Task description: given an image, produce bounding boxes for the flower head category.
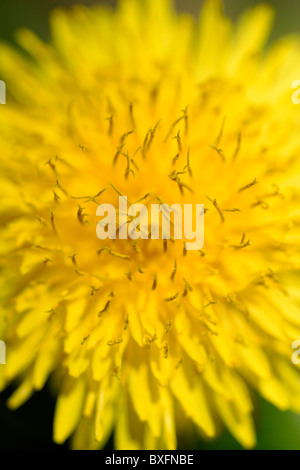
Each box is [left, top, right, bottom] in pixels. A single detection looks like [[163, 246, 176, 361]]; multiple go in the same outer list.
[[0, 0, 300, 449]]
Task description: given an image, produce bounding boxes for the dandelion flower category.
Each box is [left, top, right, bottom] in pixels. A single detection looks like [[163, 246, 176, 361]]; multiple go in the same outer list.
[[0, 0, 300, 450]]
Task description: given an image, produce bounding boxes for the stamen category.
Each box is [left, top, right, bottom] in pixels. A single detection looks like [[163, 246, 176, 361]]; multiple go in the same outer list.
[[164, 115, 184, 142], [46, 308, 57, 321], [113, 129, 134, 163], [81, 335, 90, 345], [203, 301, 217, 308], [172, 153, 180, 165], [182, 106, 189, 135], [106, 96, 115, 115], [182, 278, 193, 297], [75, 269, 84, 276], [45, 158, 57, 175], [251, 197, 269, 210], [232, 132, 241, 160], [55, 178, 68, 196], [164, 292, 179, 302], [90, 286, 99, 296], [131, 158, 139, 172], [263, 184, 284, 200], [131, 241, 141, 253], [142, 121, 160, 158], [97, 247, 130, 260], [133, 147, 142, 158], [175, 358, 183, 369], [79, 145, 87, 153], [120, 129, 134, 145], [77, 205, 88, 224], [129, 101, 136, 128], [206, 197, 225, 223], [165, 319, 173, 334], [69, 254, 77, 266], [174, 130, 182, 154], [124, 315, 129, 330], [110, 183, 132, 205], [105, 114, 114, 136], [83, 187, 107, 204], [215, 117, 226, 147], [209, 145, 225, 162], [169, 170, 193, 194], [134, 193, 151, 204], [147, 120, 160, 150], [183, 147, 192, 176], [113, 144, 125, 165], [50, 211, 57, 233], [199, 312, 218, 327], [202, 324, 219, 336], [145, 334, 157, 349], [238, 178, 258, 193], [107, 339, 123, 346], [122, 151, 135, 179], [170, 259, 177, 281], [37, 215, 46, 226], [152, 273, 157, 290], [70, 187, 107, 203], [53, 190, 61, 203], [231, 239, 251, 249]]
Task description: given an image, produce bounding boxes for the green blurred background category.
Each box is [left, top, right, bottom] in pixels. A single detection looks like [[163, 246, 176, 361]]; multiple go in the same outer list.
[[0, 0, 300, 450], [1, 0, 300, 45]]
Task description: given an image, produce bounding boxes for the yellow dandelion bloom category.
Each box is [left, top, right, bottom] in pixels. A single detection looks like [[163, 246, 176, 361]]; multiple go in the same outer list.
[[0, 0, 300, 450]]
